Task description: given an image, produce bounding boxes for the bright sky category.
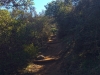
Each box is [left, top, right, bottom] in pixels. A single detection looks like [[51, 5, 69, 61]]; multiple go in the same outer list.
[[34, 0, 56, 14]]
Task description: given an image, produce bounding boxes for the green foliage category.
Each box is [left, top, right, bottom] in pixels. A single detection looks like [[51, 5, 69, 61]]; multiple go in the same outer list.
[[2, 0, 100, 74], [45, 0, 100, 74], [0, 8, 55, 74], [45, 1, 72, 16], [51, 27, 58, 35], [45, 1, 73, 38], [0, 10, 13, 45], [24, 43, 38, 57], [0, 0, 34, 10]]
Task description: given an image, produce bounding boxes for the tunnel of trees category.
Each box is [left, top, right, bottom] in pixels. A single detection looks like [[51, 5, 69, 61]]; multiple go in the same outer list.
[[0, 0, 100, 75]]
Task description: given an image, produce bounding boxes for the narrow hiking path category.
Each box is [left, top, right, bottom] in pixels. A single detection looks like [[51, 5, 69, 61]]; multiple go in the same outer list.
[[19, 35, 66, 75]]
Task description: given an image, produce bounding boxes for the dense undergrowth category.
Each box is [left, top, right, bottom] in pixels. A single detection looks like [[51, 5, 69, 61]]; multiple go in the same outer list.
[[0, 9, 56, 75], [0, 0, 100, 75], [45, 0, 100, 74], [60, 37, 100, 75]]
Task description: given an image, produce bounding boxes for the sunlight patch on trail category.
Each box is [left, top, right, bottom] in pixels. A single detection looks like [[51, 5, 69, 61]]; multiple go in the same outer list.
[[21, 63, 44, 73]]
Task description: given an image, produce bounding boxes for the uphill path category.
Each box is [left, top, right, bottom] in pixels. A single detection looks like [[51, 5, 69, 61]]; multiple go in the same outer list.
[[20, 35, 66, 75]]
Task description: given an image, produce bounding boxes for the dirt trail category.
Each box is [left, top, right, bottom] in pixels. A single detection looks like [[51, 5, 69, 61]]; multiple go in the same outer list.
[[20, 35, 64, 75]]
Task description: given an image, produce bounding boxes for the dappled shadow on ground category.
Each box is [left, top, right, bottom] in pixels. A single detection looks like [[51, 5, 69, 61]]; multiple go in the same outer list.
[[18, 35, 100, 75], [2, 34, 99, 75], [20, 59, 63, 75], [18, 35, 65, 75], [19, 63, 44, 75]]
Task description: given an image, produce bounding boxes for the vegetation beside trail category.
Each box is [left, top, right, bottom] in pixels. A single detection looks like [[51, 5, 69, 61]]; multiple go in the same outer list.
[[0, 5, 56, 75], [0, 0, 100, 75]]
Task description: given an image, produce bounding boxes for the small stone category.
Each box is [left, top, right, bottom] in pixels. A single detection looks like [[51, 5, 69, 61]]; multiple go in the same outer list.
[[36, 55, 45, 60]]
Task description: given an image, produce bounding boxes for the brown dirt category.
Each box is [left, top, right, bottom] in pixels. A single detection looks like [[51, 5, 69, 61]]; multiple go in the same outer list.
[[20, 35, 65, 75]]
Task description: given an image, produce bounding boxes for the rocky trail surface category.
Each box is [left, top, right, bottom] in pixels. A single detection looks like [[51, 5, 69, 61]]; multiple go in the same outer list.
[[19, 35, 66, 75]]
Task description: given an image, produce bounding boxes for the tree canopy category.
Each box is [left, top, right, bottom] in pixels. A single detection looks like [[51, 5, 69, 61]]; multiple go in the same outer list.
[[0, 0, 34, 12], [1, 0, 100, 75]]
